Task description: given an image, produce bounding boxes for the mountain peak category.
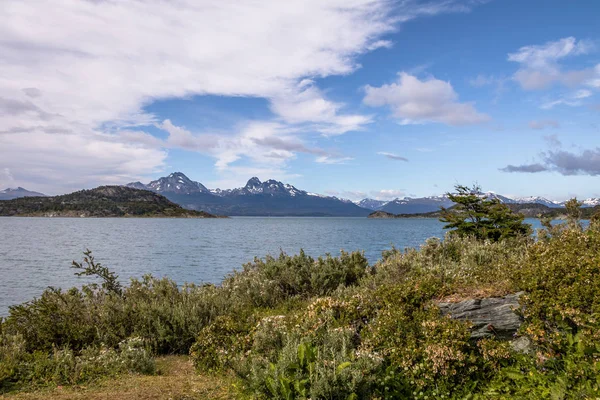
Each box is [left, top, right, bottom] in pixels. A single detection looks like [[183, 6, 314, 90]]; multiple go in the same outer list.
[[245, 177, 262, 188], [0, 187, 46, 200], [127, 172, 209, 194]]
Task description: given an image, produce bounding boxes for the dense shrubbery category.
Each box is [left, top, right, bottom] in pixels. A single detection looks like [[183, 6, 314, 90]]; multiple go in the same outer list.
[[2, 205, 600, 397], [0, 335, 154, 391], [0, 249, 369, 393]]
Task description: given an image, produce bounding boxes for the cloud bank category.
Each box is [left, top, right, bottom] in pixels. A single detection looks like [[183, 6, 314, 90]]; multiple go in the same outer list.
[[363, 73, 489, 126], [0, 0, 485, 192], [508, 37, 598, 90]]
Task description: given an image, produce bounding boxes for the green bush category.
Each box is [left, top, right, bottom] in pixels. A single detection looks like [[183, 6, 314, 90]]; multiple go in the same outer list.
[[222, 250, 369, 309], [7, 224, 600, 398], [189, 315, 251, 373], [515, 228, 600, 349], [482, 333, 600, 399], [370, 234, 528, 298], [245, 334, 382, 399], [0, 336, 154, 393]]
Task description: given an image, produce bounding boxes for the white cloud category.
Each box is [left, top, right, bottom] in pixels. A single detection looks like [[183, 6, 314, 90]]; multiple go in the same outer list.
[[0, 128, 167, 194], [363, 72, 489, 126], [508, 37, 597, 90], [370, 189, 406, 200], [573, 89, 593, 99], [0, 0, 485, 191], [269, 81, 372, 136], [540, 89, 595, 109], [315, 155, 354, 165]]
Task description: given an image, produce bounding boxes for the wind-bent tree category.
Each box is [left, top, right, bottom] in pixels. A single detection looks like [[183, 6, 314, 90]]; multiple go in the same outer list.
[[439, 184, 532, 241], [564, 198, 583, 230]]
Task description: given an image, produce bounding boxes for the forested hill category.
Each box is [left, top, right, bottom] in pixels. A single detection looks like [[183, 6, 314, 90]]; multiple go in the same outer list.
[[0, 186, 221, 218]]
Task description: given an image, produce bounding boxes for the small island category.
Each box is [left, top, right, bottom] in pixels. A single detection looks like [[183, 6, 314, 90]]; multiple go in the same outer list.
[[0, 186, 224, 218]]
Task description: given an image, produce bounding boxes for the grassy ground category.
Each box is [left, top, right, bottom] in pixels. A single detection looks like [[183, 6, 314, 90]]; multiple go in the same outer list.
[[0, 356, 236, 400]]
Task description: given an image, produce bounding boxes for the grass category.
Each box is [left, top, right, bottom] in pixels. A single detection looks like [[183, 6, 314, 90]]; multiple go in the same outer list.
[[0, 356, 236, 400]]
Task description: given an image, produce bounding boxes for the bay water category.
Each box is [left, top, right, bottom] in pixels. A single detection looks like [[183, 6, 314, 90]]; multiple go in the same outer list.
[[0, 217, 547, 315]]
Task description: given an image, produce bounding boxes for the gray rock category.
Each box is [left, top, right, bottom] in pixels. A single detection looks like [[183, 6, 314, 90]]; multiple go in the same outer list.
[[437, 292, 524, 340], [510, 336, 533, 354]]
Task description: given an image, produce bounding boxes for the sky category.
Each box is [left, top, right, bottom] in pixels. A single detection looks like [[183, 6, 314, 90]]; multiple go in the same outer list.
[[1, 0, 599, 201]]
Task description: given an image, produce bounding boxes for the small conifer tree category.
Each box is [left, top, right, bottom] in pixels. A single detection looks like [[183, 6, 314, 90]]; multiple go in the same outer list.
[[439, 184, 532, 241]]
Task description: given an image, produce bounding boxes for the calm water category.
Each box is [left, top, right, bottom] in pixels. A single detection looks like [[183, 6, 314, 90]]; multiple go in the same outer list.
[[0, 217, 546, 315]]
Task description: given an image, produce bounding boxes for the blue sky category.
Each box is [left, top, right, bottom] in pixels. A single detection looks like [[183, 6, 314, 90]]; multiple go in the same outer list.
[[1, 0, 599, 200]]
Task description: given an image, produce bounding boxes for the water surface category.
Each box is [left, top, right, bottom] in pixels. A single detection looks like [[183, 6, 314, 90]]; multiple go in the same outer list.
[[0, 217, 546, 315]]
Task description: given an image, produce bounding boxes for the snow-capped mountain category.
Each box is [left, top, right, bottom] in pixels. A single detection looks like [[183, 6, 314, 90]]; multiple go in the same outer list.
[[512, 196, 562, 208], [0, 187, 46, 200], [126, 174, 370, 216], [483, 192, 517, 204], [582, 198, 600, 207], [355, 198, 388, 210], [211, 177, 307, 197], [126, 173, 600, 216], [127, 172, 209, 194], [355, 192, 593, 214], [379, 196, 455, 214]]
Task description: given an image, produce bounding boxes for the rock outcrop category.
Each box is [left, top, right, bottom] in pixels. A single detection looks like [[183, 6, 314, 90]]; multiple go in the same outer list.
[[437, 292, 524, 340]]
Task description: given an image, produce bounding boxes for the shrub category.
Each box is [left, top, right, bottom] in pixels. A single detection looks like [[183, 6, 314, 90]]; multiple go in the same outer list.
[[189, 315, 251, 373], [514, 228, 600, 349], [245, 334, 382, 399], [222, 250, 369, 310], [361, 284, 481, 398], [482, 333, 600, 399], [0, 336, 154, 393], [369, 234, 528, 298]]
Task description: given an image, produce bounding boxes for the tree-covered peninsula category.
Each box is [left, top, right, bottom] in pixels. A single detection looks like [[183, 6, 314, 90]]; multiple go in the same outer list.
[[0, 186, 222, 218]]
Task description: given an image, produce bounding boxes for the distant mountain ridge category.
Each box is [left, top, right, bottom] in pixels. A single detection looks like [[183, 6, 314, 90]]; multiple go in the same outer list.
[[127, 173, 371, 216], [369, 202, 600, 220], [356, 192, 596, 214], [0, 187, 45, 200]]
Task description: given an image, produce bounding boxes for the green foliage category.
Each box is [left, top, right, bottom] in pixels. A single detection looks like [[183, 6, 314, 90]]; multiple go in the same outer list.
[[481, 333, 600, 399], [72, 249, 123, 296], [361, 287, 478, 398], [190, 315, 250, 373], [369, 234, 528, 298], [247, 334, 381, 399], [564, 198, 583, 229], [222, 250, 369, 309], [6, 224, 600, 398], [0, 336, 154, 393], [514, 228, 600, 349], [0, 185, 214, 217], [1, 249, 368, 392], [440, 184, 532, 241]]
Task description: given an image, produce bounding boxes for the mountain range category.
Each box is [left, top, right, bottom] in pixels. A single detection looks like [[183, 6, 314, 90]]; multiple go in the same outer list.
[[3, 172, 599, 216], [126, 173, 370, 216], [356, 193, 600, 214]]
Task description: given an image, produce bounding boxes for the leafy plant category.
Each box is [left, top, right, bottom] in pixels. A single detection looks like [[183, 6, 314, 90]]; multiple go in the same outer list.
[[72, 249, 123, 296]]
